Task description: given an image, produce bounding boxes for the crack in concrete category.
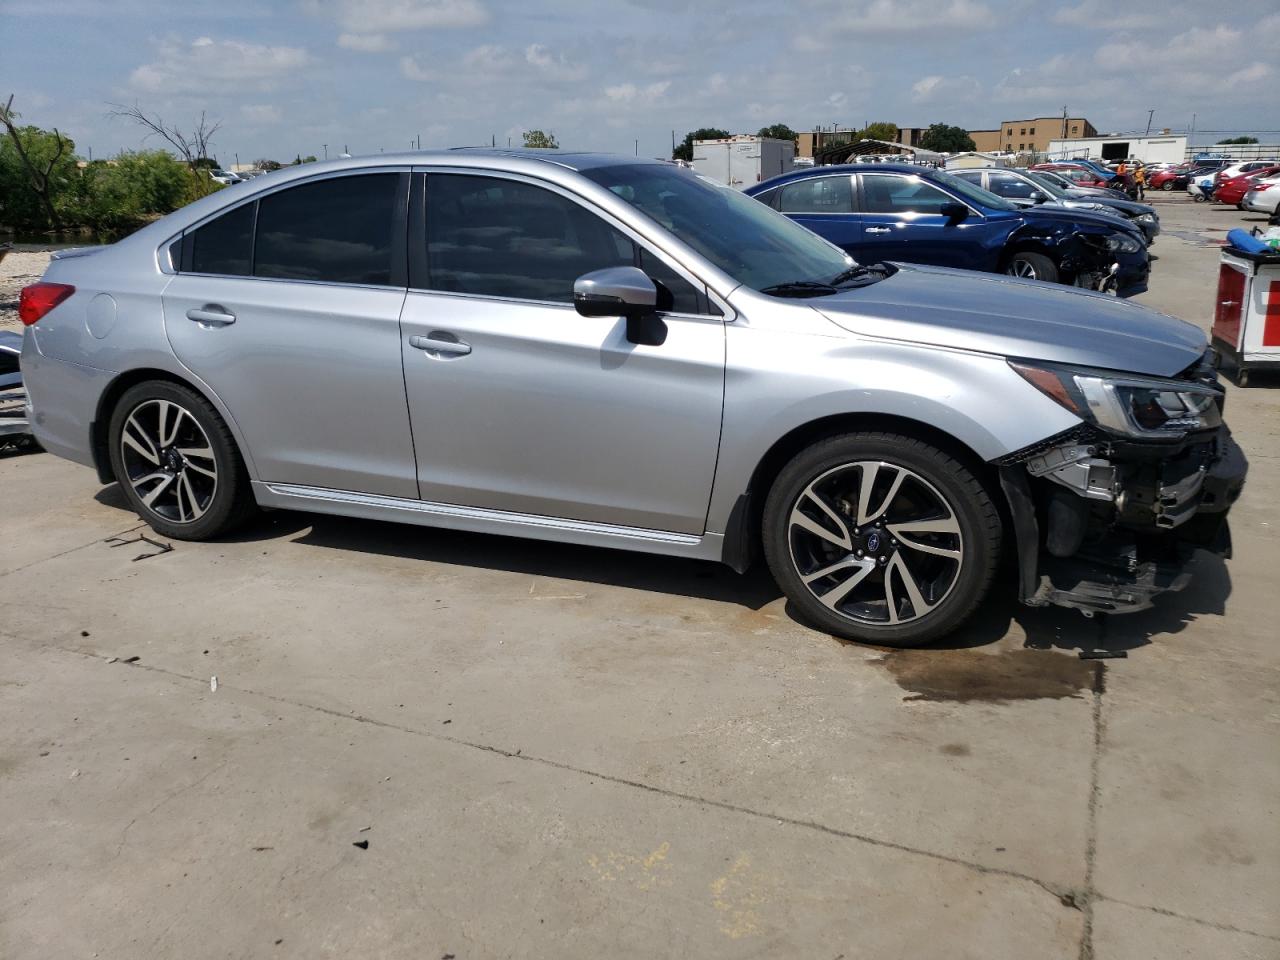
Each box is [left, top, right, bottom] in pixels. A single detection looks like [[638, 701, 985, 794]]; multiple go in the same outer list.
[[0, 522, 146, 580], [1077, 661, 1106, 960], [43, 646, 1280, 945]]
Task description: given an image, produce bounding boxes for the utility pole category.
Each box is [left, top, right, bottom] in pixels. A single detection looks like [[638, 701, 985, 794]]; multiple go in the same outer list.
[[1145, 110, 1154, 136], [635, 139, 639, 156], [234, 151, 239, 169], [416, 134, 421, 150], [671, 129, 676, 157], [1062, 105, 1068, 140], [322, 144, 328, 160]]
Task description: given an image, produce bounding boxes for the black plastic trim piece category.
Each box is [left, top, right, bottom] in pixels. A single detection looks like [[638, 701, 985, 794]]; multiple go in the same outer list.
[[720, 493, 756, 574], [998, 465, 1040, 603]]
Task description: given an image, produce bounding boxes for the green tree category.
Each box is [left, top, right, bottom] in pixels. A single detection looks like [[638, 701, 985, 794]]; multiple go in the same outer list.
[[522, 129, 559, 149], [918, 123, 976, 153], [0, 97, 75, 229], [1216, 135, 1259, 145], [757, 123, 798, 142], [859, 121, 900, 143], [673, 127, 731, 161]]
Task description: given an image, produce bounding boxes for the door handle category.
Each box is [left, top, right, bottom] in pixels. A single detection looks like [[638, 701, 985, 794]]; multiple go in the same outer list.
[[186, 305, 236, 326], [410, 334, 471, 356], [865, 226, 891, 234]]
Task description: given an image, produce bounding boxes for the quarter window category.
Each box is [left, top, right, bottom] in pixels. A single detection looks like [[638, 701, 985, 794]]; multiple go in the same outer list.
[[187, 201, 254, 276], [425, 174, 709, 313], [254, 174, 399, 284], [859, 174, 955, 215], [776, 175, 852, 214], [987, 171, 1039, 199]]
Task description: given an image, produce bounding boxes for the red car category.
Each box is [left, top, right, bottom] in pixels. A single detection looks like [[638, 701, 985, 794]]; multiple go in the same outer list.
[[1149, 165, 1196, 191], [1030, 162, 1114, 189], [1215, 166, 1280, 208]]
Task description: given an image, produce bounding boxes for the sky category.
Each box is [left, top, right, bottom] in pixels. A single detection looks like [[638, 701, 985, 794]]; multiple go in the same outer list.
[[3, 0, 1279, 165]]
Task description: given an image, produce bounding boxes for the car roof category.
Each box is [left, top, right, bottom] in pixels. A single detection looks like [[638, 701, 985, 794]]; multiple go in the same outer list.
[[749, 162, 934, 193]]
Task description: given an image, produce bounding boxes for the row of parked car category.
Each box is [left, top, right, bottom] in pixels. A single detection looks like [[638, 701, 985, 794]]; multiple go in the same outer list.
[[744, 161, 1155, 297], [1184, 160, 1280, 216]]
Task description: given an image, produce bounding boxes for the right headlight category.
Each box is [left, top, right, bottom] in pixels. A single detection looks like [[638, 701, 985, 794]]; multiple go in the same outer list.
[[1104, 233, 1142, 254], [1010, 361, 1223, 439]]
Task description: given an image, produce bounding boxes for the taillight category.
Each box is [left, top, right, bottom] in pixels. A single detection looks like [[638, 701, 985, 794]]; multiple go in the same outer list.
[[18, 282, 75, 326]]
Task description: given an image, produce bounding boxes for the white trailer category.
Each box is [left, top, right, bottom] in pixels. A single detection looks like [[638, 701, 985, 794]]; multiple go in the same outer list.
[[691, 136, 795, 188]]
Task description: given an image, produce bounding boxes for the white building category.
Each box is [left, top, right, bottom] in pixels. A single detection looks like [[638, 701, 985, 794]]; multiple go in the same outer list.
[[1045, 134, 1188, 165]]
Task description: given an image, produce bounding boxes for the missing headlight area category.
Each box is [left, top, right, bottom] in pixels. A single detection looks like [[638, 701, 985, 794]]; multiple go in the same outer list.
[[999, 428, 1248, 616]]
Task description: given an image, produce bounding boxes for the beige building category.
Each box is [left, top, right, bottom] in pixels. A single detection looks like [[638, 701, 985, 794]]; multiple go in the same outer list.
[[969, 117, 1097, 154]]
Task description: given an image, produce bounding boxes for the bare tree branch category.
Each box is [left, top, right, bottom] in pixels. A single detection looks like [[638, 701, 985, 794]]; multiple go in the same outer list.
[[1, 93, 64, 229], [109, 101, 222, 198]]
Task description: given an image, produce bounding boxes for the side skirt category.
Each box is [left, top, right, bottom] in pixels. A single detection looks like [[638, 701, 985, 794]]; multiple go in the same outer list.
[[253, 481, 726, 563]]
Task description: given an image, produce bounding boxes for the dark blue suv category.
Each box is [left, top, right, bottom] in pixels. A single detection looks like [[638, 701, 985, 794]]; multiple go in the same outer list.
[[745, 163, 1150, 297]]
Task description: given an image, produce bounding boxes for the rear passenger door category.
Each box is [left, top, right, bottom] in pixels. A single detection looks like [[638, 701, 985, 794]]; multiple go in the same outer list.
[[768, 175, 861, 255], [162, 170, 418, 497], [397, 171, 726, 535]]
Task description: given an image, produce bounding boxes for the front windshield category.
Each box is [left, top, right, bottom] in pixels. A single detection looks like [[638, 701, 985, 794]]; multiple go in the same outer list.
[[1024, 171, 1070, 199], [927, 168, 1018, 211], [579, 163, 853, 292]]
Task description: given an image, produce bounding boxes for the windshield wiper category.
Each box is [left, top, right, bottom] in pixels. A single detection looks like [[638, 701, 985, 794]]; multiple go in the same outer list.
[[829, 263, 891, 287], [759, 279, 838, 298]]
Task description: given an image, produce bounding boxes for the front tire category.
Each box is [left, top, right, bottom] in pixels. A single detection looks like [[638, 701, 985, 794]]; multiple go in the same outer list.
[[108, 380, 256, 540], [1005, 251, 1059, 284], [762, 432, 1002, 648]]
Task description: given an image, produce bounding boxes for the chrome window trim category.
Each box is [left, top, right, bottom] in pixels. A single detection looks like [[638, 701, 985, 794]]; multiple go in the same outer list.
[[157, 165, 414, 272], [413, 166, 733, 322]]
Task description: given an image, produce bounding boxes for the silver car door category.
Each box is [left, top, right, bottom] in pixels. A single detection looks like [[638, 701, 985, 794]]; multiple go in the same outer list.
[[162, 170, 418, 498], [399, 170, 726, 535]]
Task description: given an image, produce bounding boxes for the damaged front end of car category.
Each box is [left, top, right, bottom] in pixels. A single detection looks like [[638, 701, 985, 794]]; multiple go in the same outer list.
[[996, 349, 1247, 615]]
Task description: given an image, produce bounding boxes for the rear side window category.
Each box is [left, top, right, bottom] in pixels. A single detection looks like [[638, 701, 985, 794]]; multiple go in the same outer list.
[[182, 173, 401, 285], [777, 176, 852, 214], [188, 201, 254, 276], [254, 174, 399, 284], [986, 171, 1039, 200]]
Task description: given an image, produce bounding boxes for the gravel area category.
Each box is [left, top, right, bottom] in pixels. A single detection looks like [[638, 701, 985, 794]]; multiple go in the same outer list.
[[0, 250, 51, 333]]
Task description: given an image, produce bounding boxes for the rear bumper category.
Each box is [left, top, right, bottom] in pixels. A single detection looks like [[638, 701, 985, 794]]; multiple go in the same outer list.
[[20, 333, 110, 470]]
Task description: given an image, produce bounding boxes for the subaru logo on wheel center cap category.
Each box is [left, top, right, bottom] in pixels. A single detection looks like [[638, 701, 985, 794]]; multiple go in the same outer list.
[[865, 532, 881, 552]]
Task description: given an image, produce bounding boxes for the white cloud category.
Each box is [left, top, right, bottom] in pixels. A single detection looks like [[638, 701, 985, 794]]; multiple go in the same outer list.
[[301, 0, 489, 32], [603, 81, 670, 103], [338, 32, 395, 52], [911, 73, 980, 102], [832, 0, 992, 34], [525, 43, 588, 82], [240, 104, 283, 123], [129, 37, 310, 94], [399, 55, 435, 81]]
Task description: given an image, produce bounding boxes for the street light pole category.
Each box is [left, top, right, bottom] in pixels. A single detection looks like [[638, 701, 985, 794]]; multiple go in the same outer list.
[[1145, 110, 1154, 136]]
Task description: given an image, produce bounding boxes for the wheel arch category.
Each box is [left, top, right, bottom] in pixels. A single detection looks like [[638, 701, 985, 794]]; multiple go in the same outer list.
[[91, 367, 255, 484], [720, 411, 1003, 574]]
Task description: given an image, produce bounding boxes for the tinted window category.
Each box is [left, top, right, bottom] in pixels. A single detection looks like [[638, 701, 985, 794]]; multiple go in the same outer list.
[[777, 176, 852, 214], [254, 174, 399, 284], [860, 174, 954, 215], [188, 202, 254, 276], [987, 171, 1040, 200], [638, 248, 708, 314], [426, 174, 636, 302]]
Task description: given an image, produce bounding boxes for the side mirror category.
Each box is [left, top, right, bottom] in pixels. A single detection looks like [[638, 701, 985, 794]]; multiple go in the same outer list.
[[940, 201, 969, 225], [574, 266, 667, 346], [1030, 190, 1047, 203]]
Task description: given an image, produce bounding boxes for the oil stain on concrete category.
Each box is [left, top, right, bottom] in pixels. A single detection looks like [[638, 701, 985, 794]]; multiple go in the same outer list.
[[880, 648, 1100, 704]]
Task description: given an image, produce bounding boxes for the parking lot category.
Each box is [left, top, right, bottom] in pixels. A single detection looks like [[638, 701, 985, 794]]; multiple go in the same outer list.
[[1, 195, 1277, 959]]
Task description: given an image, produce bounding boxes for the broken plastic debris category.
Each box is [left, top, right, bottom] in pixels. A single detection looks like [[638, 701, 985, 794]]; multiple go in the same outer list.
[[210, 676, 218, 692], [352, 840, 369, 850]]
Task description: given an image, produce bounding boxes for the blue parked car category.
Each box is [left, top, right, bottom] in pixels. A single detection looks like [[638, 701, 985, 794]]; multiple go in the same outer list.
[[745, 163, 1150, 297]]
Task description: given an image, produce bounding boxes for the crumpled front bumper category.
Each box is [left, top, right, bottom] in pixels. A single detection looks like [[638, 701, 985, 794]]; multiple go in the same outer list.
[[998, 425, 1247, 616]]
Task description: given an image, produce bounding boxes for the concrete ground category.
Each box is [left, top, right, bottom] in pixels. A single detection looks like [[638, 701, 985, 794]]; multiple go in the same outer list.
[[2, 197, 1277, 960]]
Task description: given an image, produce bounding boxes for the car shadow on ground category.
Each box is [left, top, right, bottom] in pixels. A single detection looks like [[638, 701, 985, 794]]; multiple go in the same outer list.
[[90, 483, 1235, 652]]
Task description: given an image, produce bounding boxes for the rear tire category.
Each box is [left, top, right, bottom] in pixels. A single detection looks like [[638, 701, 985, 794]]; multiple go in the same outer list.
[[762, 432, 1002, 648], [108, 380, 256, 540], [1005, 251, 1059, 284]]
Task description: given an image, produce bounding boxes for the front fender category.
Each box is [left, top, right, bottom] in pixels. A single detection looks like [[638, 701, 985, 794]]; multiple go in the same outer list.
[[706, 324, 1081, 533]]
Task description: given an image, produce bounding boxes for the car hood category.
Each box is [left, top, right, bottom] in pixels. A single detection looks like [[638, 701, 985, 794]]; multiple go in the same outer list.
[[1091, 196, 1153, 216], [813, 262, 1206, 377], [1017, 204, 1141, 235]]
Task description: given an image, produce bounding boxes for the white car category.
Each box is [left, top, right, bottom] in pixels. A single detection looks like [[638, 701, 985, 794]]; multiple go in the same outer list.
[[1188, 171, 1217, 202], [1216, 159, 1279, 184], [1243, 175, 1280, 215], [208, 169, 244, 185]]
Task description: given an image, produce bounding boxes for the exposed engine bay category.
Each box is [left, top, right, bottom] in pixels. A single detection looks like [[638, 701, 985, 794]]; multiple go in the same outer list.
[[998, 350, 1248, 615]]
